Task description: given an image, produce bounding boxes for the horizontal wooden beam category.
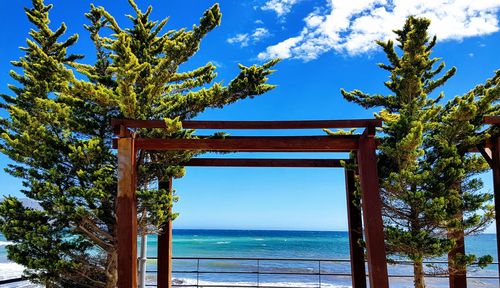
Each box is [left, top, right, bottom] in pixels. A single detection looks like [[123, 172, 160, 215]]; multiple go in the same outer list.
[[134, 136, 360, 152], [111, 119, 382, 131], [484, 116, 500, 125], [183, 158, 350, 167]]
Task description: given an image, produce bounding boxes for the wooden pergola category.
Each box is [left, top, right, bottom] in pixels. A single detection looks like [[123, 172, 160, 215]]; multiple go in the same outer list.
[[110, 118, 387, 288]]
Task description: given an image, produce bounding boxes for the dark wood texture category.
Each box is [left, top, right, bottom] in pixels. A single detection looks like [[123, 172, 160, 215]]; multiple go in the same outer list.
[[357, 135, 389, 288], [184, 158, 348, 167], [484, 116, 500, 125], [158, 179, 173, 288], [111, 119, 382, 131], [492, 135, 500, 287], [345, 169, 367, 288], [134, 136, 359, 152], [117, 137, 138, 288]]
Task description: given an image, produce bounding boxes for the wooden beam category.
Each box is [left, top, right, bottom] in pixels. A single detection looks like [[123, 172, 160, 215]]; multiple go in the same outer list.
[[183, 158, 349, 167], [117, 137, 138, 288], [491, 135, 500, 287], [357, 135, 389, 288], [477, 144, 494, 167], [345, 168, 367, 288], [134, 136, 359, 152], [484, 116, 500, 125], [158, 179, 173, 288], [111, 119, 382, 130]]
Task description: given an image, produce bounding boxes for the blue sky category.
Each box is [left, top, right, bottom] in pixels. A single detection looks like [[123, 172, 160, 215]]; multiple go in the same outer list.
[[0, 0, 499, 231]]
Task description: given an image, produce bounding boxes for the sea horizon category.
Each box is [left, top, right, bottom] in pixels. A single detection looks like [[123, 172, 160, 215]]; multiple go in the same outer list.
[[1, 229, 498, 287]]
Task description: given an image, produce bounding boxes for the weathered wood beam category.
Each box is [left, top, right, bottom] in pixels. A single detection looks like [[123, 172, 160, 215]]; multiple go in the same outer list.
[[484, 116, 500, 125], [117, 137, 138, 288], [111, 119, 382, 130], [357, 134, 389, 288], [491, 135, 500, 287], [157, 179, 173, 288], [183, 158, 349, 167], [345, 168, 367, 288], [134, 136, 359, 152]]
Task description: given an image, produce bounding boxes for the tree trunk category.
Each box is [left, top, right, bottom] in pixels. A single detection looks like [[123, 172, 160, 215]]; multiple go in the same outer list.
[[414, 261, 426, 288], [448, 229, 467, 288], [106, 250, 118, 288]]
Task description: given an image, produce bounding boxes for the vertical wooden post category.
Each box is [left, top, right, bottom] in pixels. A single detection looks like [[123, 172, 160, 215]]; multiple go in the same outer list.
[[492, 135, 500, 287], [117, 136, 138, 288], [357, 131, 389, 288], [158, 178, 173, 288], [345, 168, 367, 288]]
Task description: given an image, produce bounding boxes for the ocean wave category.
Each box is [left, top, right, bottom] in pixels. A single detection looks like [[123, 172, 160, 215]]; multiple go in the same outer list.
[[215, 241, 231, 245], [170, 277, 350, 287], [0, 241, 13, 246], [0, 262, 24, 280]]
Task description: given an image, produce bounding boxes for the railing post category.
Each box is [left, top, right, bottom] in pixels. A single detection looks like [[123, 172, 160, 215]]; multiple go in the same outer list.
[[345, 167, 367, 288], [257, 259, 260, 287], [117, 134, 138, 288], [357, 130, 389, 288], [158, 178, 173, 288], [197, 258, 200, 287], [318, 260, 322, 288]]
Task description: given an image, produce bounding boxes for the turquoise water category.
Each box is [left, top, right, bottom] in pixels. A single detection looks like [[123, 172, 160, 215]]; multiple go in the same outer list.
[[1, 230, 499, 287]]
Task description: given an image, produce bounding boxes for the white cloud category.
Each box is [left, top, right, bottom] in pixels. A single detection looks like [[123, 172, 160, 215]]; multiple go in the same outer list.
[[255, 19, 264, 25], [227, 34, 250, 47], [259, 0, 500, 61], [252, 28, 271, 40], [261, 0, 301, 17], [227, 28, 271, 47]]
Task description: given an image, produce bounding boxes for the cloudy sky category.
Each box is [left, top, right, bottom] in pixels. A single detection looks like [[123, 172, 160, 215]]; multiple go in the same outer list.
[[256, 0, 500, 60], [0, 0, 499, 231]]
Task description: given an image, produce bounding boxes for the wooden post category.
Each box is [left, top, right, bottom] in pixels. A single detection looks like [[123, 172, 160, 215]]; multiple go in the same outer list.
[[158, 178, 173, 288], [345, 168, 367, 288], [492, 135, 500, 287], [117, 136, 138, 288], [357, 132, 389, 288]]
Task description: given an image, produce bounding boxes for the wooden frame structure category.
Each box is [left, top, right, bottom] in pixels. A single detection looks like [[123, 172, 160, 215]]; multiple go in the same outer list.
[[479, 116, 500, 288], [445, 116, 500, 288], [112, 118, 390, 288]]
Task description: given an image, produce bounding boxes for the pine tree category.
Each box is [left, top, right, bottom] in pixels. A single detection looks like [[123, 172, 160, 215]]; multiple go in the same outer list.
[[0, 1, 101, 286], [341, 17, 456, 288], [0, 0, 278, 287], [426, 71, 499, 282]]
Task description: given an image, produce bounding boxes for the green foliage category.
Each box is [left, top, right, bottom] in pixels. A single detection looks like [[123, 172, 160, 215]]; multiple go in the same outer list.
[[0, 0, 278, 286], [425, 71, 500, 272], [342, 16, 498, 287]]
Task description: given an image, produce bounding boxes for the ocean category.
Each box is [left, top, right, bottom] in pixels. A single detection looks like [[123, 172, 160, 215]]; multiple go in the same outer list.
[[1, 230, 498, 287]]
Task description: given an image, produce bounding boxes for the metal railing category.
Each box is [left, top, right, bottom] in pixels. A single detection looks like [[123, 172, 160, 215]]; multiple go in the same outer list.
[[0, 278, 24, 285], [2, 257, 498, 287], [142, 257, 500, 287]]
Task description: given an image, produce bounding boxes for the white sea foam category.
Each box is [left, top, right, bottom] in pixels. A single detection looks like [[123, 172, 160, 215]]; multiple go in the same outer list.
[[215, 241, 231, 245], [170, 277, 351, 287], [0, 241, 13, 246], [0, 262, 24, 280]]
